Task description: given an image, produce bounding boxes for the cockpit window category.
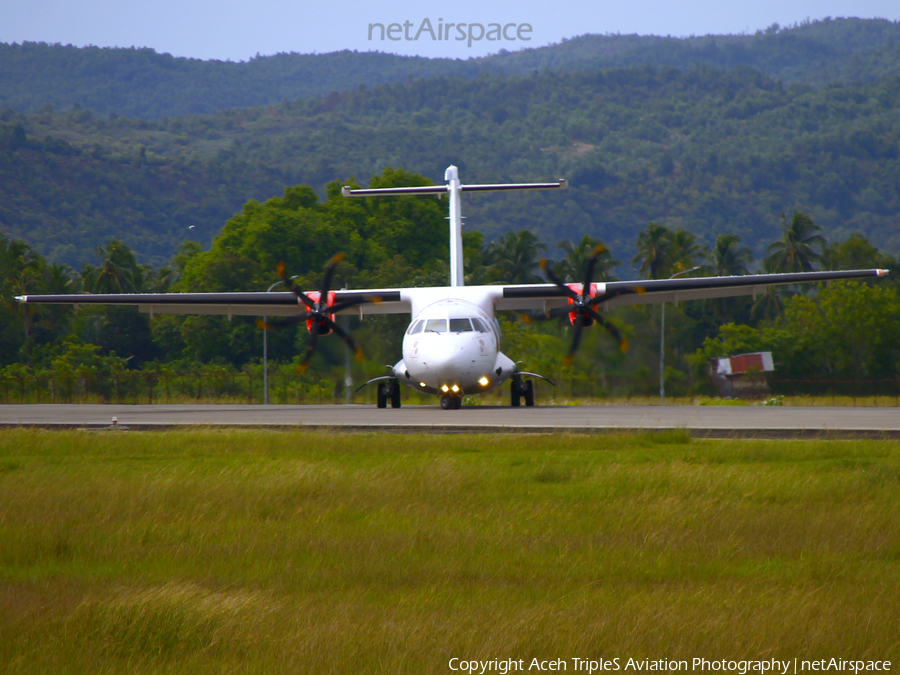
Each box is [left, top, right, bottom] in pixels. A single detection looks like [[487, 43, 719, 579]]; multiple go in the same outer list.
[[424, 319, 447, 333], [471, 318, 488, 333], [449, 318, 473, 332], [408, 320, 424, 335]]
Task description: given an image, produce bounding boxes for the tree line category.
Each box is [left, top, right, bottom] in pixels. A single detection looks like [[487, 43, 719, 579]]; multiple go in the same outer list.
[[3, 55, 900, 270], [3, 168, 897, 400], [2, 18, 899, 119]]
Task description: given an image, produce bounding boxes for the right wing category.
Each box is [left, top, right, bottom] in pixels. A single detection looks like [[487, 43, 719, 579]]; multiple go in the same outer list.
[[495, 268, 890, 311]]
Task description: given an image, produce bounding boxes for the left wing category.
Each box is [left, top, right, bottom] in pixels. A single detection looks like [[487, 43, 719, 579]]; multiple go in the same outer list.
[[15, 290, 409, 319]]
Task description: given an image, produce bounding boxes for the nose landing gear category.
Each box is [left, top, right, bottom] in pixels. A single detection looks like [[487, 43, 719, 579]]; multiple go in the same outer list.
[[376, 379, 401, 409], [440, 394, 462, 410]]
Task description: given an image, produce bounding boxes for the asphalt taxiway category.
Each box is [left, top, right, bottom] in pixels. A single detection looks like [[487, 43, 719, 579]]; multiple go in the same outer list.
[[1, 404, 898, 437]]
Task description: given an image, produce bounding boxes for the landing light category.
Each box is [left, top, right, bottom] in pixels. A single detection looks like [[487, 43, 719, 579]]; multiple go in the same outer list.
[[478, 376, 489, 386], [420, 382, 427, 388], [441, 384, 450, 392], [451, 384, 460, 393]]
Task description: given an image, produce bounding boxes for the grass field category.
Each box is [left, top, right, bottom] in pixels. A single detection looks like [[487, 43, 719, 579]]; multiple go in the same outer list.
[[1, 429, 898, 673]]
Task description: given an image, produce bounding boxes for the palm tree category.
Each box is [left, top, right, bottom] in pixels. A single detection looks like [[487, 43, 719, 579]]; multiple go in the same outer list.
[[765, 212, 826, 273], [82, 240, 137, 293], [669, 229, 703, 275], [750, 258, 785, 323], [2, 237, 45, 338], [706, 233, 753, 277], [483, 231, 547, 284], [556, 235, 621, 283], [704, 234, 753, 321], [632, 222, 674, 280]]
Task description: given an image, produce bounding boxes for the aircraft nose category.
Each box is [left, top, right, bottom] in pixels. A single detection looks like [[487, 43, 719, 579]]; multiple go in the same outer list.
[[422, 352, 456, 379]]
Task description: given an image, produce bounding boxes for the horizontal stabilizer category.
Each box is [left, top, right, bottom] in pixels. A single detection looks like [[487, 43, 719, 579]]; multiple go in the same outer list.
[[341, 179, 566, 198]]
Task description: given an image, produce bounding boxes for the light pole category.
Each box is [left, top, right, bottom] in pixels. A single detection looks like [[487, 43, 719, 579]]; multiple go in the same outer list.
[[660, 266, 700, 406], [341, 285, 352, 405], [263, 279, 286, 405]]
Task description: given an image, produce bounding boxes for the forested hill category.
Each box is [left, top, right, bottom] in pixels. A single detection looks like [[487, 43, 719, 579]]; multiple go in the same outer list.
[[3, 63, 899, 268], [2, 18, 900, 119]]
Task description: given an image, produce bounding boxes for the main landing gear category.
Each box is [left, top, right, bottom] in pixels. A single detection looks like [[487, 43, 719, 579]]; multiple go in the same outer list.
[[510, 376, 535, 407], [376, 379, 401, 409], [440, 394, 462, 410]]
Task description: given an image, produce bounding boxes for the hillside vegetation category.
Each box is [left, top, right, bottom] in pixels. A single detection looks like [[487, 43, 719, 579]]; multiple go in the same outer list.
[[2, 61, 900, 267], [1, 18, 899, 119]]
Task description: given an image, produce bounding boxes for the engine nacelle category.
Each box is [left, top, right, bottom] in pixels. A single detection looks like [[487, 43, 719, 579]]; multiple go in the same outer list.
[[303, 291, 336, 335], [566, 283, 599, 326]]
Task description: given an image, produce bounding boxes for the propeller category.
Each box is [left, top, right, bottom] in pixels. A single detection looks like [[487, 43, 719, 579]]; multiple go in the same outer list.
[[525, 245, 639, 365], [257, 253, 377, 373]]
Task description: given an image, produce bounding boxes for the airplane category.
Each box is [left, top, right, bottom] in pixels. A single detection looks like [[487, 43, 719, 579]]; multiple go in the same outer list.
[[16, 165, 890, 410]]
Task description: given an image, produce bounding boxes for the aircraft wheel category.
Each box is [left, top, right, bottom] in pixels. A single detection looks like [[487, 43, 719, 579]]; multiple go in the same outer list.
[[376, 383, 387, 409], [391, 386, 401, 409], [452, 396, 462, 409], [440, 395, 454, 410], [510, 381, 521, 407], [524, 380, 535, 407]]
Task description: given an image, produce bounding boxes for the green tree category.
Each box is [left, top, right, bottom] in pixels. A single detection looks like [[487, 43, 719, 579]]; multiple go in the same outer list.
[[669, 229, 702, 275], [704, 233, 754, 321], [765, 212, 826, 273], [81, 240, 138, 293], [632, 222, 674, 280], [705, 234, 753, 277], [555, 235, 621, 283], [825, 233, 893, 271], [750, 258, 786, 323], [484, 231, 547, 284]]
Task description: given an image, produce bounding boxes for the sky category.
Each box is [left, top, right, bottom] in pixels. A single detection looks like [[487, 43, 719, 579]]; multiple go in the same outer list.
[[2, 0, 899, 61]]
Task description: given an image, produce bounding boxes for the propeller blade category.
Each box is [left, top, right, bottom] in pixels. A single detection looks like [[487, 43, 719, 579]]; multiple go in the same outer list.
[[275, 261, 320, 308], [563, 314, 586, 365], [286, 280, 315, 309], [539, 259, 578, 299], [589, 285, 646, 307], [296, 320, 321, 373], [586, 307, 629, 353], [582, 244, 606, 291], [319, 252, 345, 297], [518, 305, 572, 324], [276, 254, 367, 371], [325, 318, 365, 362], [328, 295, 383, 314]]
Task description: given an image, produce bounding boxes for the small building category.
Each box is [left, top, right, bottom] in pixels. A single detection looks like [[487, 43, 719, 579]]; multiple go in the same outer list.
[[708, 352, 774, 398]]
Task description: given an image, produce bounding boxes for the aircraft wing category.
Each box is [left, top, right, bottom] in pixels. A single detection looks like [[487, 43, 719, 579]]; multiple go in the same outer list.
[[14, 290, 410, 318], [496, 268, 890, 311], [15, 269, 889, 318]]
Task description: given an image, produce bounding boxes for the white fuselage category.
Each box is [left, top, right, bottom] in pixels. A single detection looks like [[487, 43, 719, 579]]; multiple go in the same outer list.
[[392, 298, 515, 396]]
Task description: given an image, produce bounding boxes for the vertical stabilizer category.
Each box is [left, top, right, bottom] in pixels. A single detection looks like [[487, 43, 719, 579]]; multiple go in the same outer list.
[[341, 169, 567, 289], [445, 165, 464, 287]]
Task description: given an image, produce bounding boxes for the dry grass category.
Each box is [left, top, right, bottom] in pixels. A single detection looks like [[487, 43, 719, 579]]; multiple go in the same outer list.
[[0, 429, 898, 673]]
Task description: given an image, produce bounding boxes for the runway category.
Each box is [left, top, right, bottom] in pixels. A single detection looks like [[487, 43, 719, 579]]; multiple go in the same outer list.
[[1, 404, 898, 437]]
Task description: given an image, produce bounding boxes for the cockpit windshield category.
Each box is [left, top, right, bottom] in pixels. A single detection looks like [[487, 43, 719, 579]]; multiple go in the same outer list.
[[449, 318, 473, 332], [418, 317, 488, 334]]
